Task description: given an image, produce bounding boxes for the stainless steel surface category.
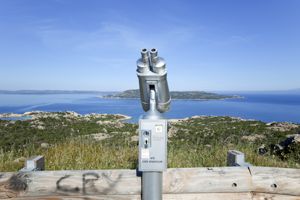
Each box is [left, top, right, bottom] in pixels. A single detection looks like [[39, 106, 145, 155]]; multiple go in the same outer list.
[[136, 48, 171, 113], [142, 172, 162, 200], [138, 89, 166, 200], [140, 89, 163, 120], [137, 48, 170, 200], [139, 90, 167, 171]]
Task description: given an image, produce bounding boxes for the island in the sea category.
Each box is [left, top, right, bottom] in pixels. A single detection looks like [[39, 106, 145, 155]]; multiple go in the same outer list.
[[104, 89, 241, 100]]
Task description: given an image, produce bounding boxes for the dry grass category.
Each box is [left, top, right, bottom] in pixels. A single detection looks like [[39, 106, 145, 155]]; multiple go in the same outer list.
[[168, 144, 296, 168], [0, 137, 138, 172], [1, 137, 298, 172], [1, 115, 299, 172]]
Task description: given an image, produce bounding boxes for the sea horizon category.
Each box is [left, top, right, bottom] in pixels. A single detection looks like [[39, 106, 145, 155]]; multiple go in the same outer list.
[[0, 90, 300, 124], [0, 88, 299, 93]]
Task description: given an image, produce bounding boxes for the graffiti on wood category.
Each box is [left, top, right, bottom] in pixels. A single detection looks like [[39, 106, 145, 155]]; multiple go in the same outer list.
[[55, 172, 122, 195]]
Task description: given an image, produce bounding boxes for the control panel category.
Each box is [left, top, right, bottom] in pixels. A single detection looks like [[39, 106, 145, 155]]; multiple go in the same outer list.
[[138, 119, 167, 171]]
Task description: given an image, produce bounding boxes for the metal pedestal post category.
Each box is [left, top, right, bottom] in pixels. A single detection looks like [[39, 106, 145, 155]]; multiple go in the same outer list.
[[139, 90, 165, 200], [142, 172, 162, 200]]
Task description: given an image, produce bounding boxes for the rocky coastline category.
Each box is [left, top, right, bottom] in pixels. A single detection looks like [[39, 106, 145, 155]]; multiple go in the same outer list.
[[0, 111, 131, 122]]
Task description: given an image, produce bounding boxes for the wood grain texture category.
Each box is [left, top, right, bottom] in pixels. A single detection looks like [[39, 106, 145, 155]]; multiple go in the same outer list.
[[1, 167, 300, 199], [252, 193, 300, 200], [24, 170, 141, 196], [163, 167, 251, 193], [0, 193, 253, 200], [0, 173, 27, 198], [250, 167, 300, 196], [6, 193, 300, 200]]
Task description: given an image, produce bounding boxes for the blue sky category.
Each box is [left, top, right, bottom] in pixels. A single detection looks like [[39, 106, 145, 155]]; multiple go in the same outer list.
[[0, 0, 299, 91]]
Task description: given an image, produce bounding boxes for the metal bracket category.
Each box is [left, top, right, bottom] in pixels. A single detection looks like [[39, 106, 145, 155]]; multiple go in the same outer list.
[[227, 150, 252, 167], [19, 155, 45, 172]]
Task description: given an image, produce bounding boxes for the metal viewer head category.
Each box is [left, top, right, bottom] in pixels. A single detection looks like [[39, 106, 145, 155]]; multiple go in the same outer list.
[[136, 48, 171, 113]]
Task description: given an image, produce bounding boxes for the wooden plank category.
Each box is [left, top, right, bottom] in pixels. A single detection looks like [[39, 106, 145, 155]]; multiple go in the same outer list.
[[25, 170, 141, 196], [1, 167, 300, 198], [0, 170, 141, 198], [5, 195, 141, 200], [7, 193, 300, 200], [250, 167, 300, 196], [252, 193, 300, 200], [3, 193, 253, 200], [0, 173, 26, 199], [2, 168, 253, 198], [163, 167, 252, 193]]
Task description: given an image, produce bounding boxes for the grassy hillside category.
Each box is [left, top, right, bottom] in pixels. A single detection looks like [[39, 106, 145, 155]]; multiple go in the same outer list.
[[0, 112, 299, 171]]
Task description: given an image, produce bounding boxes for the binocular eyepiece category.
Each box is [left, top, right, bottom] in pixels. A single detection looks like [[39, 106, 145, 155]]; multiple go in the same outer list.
[[137, 48, 171, 113]]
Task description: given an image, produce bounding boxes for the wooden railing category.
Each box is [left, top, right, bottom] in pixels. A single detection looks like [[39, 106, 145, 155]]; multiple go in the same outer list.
[[1, 166, 300, 199]]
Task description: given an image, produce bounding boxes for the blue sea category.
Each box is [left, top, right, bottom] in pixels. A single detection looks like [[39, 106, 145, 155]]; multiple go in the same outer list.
[[0, 92, 300, 123]]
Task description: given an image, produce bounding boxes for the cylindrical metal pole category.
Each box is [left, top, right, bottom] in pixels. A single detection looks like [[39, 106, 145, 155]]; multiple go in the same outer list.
[[141, 90, 163, 200], [142, 172, 162, 200]]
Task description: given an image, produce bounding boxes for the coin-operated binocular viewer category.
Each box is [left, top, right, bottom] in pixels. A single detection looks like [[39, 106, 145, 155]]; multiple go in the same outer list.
[[136, 48, 171, 200]]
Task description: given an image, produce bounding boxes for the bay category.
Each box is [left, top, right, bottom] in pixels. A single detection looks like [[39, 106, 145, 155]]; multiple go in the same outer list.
[[0, 92, 299, 123]]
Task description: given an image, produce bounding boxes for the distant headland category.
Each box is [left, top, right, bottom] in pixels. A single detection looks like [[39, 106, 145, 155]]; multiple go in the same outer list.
[[0, 89, 241, 100], [103, 89, 241, 100]]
